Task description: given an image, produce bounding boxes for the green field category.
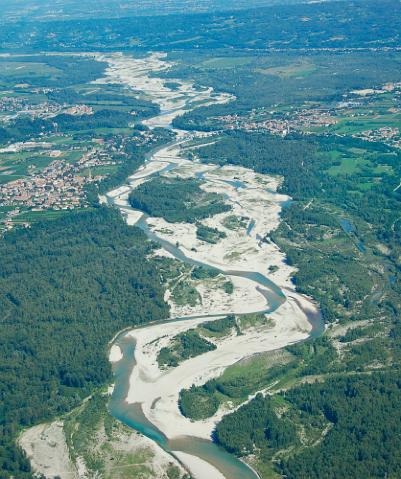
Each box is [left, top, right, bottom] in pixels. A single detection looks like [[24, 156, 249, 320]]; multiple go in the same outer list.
[[14, 208, 92, 223], [0, 61, 61, 78], [201, 56, 254, 69], [79, 165, 119, 177], [258, 60, 318, 78], [331, 114, 401, 135], [327, 156, 370, 175]]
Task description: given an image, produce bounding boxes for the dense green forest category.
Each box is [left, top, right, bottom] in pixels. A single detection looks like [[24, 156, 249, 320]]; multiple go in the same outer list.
[[0, 107, 163, 145], [0, 0, 340, 22], [0, 110, 126, 144], [215, 373, 401, 479], [128, 177, 230, 223], [0, 208, 169, 478], [195, 131, 319, 198], [201, 315, 236, 335]]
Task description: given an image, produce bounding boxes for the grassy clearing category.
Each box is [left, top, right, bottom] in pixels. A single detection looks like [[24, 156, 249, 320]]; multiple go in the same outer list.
[[199, 315, 237, 339], [15, 208, 91, 223], [0, 205, 14, 220], [218, 348, 291, 389], [79, 165, 119, 177], [250, 458, 282, 479], [0, 61, 61, 78], [171, 281, 201, 307], [258, 60, 318, 78], [200, 56, 254, 69], [237, 313, 274, 332], [327, 157, 370, 176]]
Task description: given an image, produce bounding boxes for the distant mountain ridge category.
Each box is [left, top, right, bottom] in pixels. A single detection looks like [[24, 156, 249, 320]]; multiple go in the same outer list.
[[0, 0, 338, 21]]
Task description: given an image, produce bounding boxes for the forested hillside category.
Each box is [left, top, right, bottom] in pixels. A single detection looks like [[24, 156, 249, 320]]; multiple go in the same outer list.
[[215, 373, 401, 478], [0, 0, 319, 21], [0, 208, 169, 478]]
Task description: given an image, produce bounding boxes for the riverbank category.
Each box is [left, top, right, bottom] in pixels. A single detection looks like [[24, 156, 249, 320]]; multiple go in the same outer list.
[[19, 400, 187, 479]]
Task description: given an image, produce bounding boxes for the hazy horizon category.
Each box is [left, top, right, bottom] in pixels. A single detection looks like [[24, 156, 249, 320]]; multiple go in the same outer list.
[[0, 0, 335, 21]]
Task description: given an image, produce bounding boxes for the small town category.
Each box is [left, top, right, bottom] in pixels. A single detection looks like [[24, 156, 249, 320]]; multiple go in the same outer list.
[[215, 80, 401, 149], [0, 95, 93, 122], [353, 126, 401, 149], [0, 145, 119, 230], [0, 124, 164, 231]]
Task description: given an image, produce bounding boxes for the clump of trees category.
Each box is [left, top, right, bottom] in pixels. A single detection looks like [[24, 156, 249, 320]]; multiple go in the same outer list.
[[129, 177, 230, 223], [157, 329, 216, 368], [196, 224, 227, 243]]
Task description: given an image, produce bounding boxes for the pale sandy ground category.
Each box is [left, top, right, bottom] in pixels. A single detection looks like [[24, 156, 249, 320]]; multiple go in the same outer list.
[[19, 419, 186, 479], [120, 208, 144, 226], [173, 452, 226, 479], [152, 247, 176, 260], [168, 274, 267, 318], [109, 344, 123, 363], [93, 52, 233, 131], [19, 421, 77, 479], [128, 160, 170, 179]]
